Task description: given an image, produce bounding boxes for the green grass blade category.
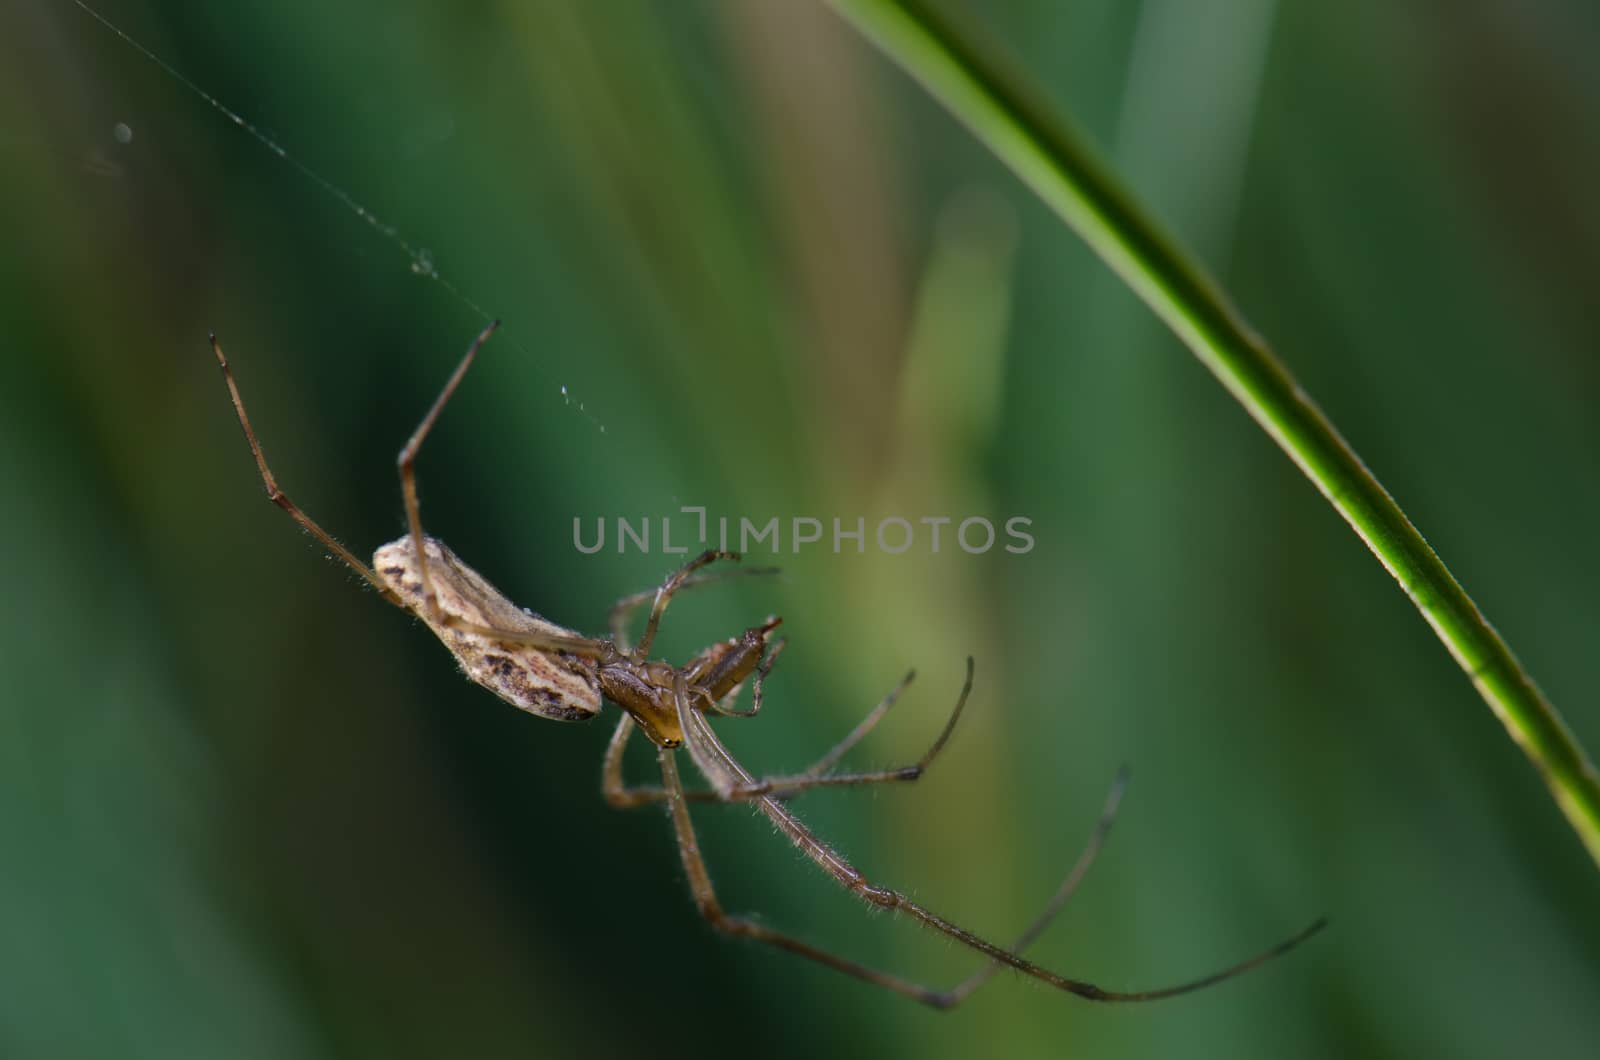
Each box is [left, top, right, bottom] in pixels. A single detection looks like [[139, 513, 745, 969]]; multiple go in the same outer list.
[[826, 0, 1600, 867]]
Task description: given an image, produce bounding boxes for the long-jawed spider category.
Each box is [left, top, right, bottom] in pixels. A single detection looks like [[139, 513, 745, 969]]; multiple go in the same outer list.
[[210, 321, 1325, 1010]]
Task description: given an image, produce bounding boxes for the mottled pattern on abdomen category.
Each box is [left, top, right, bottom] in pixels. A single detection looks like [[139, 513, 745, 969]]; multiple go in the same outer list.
[[373, 535, 601, 722]]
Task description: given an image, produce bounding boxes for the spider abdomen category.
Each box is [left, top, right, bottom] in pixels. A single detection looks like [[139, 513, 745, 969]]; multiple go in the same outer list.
[[373, 535, 602, 722]]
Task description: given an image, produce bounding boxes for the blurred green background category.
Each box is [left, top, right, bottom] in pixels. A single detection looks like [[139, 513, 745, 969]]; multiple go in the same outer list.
[[4, 1, 1599, 1057]]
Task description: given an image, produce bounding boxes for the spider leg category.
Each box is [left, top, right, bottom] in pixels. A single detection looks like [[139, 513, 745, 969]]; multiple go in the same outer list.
[[793, 670, 916, 777], [447, 621, 611, 655], [609, 565, 781, 649], [657, 745, 973, 1008], [938, 766, 1129, 1006], [211, 335, 402, 605], [671, 665, 1327, 1007], [652, 752, 1129, 1006], [396, 320, 499, 626], [601, 714, 644, 808], [633, 549, 779, 659], [597, 708, 817, 810], [601, 666, 961, 806], [378, 323, 613, 656], [697, 664, 967, 799], [704, 635, 786, 718], [216, 329, 610, 656]]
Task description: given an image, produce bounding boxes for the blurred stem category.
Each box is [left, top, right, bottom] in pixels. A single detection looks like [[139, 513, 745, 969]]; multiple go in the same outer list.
[[826, 0, 1600, 869]]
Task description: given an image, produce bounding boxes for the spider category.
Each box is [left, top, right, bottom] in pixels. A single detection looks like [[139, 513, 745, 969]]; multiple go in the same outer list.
[[210, 321, 1325, 1010]]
